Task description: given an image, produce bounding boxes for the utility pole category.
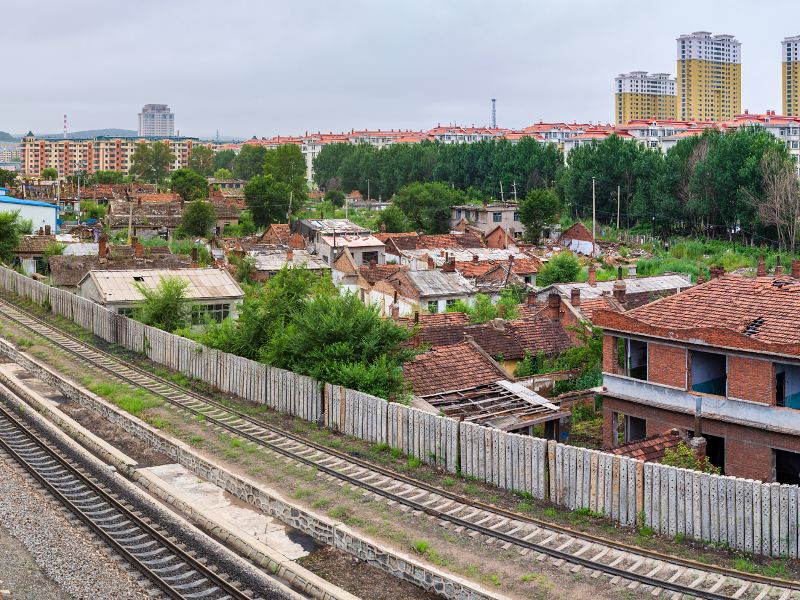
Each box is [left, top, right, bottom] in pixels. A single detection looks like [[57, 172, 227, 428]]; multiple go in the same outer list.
[[344, 192, 348, 220], [288, 190, 293, 222], [512, 181, 518, 202], [499, 181, 504, 202], [616, 184, 621, 230], [592, 177, 597, 256], [366, 178, 370, 202]]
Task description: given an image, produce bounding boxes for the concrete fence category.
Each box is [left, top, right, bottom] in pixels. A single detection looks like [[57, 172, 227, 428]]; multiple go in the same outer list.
[[2, 267, 799, 558]]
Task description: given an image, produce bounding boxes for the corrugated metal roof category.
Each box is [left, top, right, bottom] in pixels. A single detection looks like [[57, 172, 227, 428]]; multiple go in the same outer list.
[[405, 269, 476, 297], [80, 268, 244, 303], [300, 219, 369, 233], [320, 234, 385, 248], [0, 196, 60, 210], [248, 250, 328, 271], [542, 274, 692, 300]]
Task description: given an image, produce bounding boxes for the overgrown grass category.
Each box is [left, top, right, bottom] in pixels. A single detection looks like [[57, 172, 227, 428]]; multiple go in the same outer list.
[[80, 377, 162, 416]]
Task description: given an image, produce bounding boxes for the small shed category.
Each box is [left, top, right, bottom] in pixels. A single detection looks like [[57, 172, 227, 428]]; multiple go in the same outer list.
[[0, 194, 59, 233]]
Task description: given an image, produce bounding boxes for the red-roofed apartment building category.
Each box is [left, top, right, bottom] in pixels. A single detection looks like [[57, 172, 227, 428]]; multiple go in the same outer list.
[[594, 268, 800, 483]]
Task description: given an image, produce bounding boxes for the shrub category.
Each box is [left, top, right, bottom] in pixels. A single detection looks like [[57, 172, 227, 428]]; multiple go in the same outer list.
[[661, 441, 720, 474]]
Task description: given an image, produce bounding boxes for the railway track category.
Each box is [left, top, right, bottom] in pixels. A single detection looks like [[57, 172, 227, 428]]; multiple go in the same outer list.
[[0, 399, 253, 600], [1, 296, 798, 599]]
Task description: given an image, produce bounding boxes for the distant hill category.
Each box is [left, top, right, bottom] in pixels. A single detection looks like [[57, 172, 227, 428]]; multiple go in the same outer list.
[[0, 131, 18, 142], [33, 128, 138, 139]]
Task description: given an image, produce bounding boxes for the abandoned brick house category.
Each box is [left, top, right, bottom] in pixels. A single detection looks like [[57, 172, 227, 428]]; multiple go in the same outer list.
[[594, 268, 800, 484]]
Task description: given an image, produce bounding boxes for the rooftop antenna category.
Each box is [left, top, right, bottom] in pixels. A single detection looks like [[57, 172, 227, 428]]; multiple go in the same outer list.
[[491, 99, 496, 129], [63, 114, 67, 139]]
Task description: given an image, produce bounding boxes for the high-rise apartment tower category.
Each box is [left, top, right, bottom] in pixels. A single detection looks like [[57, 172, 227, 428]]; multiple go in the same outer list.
[[614, 71, 677, 125], [138, 104, 175, 137], [783, 36, 800, 116], [676, 32, 741, 121]]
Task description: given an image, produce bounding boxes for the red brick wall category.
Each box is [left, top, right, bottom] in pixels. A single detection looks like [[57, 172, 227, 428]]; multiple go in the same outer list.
[[727, 355, 774, 405], [602, 395, 794, 481], [647, 343, 687, 389], [602, 334, 623, 375]]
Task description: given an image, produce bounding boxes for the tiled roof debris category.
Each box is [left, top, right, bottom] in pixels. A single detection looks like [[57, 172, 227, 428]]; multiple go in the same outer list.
[[247, 249, 328, 272], [50, 253, 192, 288], [357, 263, 406, 285], [402, 342, 506, 396], [420, 380, 564, 432], [594, 274, 800, 353]]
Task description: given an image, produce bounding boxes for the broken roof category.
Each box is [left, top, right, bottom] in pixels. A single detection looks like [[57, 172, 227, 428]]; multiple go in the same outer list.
[[298, 218, 369, 234], [320, 234, 385, 248], [421, 380, 564, 431], [611, 429, 688, 462], [79, 268, 243, 304], [49, 254, 191, 288], [594, 274, 800, 357], [466, 316, 572, 360]]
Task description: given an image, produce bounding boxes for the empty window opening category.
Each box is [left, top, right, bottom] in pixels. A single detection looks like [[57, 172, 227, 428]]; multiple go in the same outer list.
[[690, 350, 726, 396], [624, 415, 647, 444], [775, 449, 800, 485], [625, 339, 648, 380], [775, 363, 800, 409]]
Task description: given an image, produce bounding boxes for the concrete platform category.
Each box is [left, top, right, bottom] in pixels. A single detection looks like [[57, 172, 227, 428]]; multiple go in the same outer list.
[[141, 463, 316, 561]]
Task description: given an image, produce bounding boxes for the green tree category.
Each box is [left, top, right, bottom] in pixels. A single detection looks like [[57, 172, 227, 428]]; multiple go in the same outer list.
[[41, 167, 58, 180], [535, 251, 581, 287], [213, 149, 237, 173], [130, 142, 176, 183], [0, 210, 21, 263], [92, 170, 125, 184], [213, 168, 234, 180], [266, 292, 416, 398], [519, 188, 560, 243], [181, 200, 216, 237], [325, 189, 345, 208], [375, 204, 412, 233], [80, 201, 107, 220], [244, 174, 291, 227], [233, 144, 267, 180], [188, 145, 215, 176], [263, 144, 307, 212], [0, 168, 17, 187], [133, 276, 191, 332], [392, 182, 466, 233], [170, 168, 208, 201], [42, 241, 65, 274], [662, 441, 720, 474]]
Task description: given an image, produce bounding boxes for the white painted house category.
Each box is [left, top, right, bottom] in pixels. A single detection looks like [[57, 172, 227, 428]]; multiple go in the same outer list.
[[0, 189, 59, 233]]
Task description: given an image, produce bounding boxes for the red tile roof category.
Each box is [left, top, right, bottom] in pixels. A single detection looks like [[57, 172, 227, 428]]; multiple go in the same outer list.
[[357, 263, 406, 285], [611, 429, 686, 462], [594, 274, 800, 357], [260, 224, 290, 244], [467, 317, 572, 360], [577, 295, 624, 322], [403, 342, 505, 396], [561, 222, 594, 242]]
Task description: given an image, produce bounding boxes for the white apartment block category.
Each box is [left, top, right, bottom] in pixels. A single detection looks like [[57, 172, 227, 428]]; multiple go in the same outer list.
[[677, 31, 741, 63], [614, 71, 676, 96], [138, 104, 175, 137]]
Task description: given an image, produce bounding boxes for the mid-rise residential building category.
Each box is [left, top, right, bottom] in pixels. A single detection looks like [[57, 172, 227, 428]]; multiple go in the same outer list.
[[0, 144, 21, 163], [20, 133, 198, 178], [782, 36, 800, 116], [676, 31, 741, 121], [138, 104, 175, 137], [595, 268, 800, 483], [614, 72, 677, 125]]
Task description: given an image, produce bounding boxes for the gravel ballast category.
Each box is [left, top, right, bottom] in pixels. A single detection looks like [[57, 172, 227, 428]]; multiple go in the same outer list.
[[0, 452, 151, 600]]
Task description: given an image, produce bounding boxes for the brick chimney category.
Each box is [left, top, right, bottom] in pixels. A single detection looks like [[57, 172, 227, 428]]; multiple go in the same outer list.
[[709, 266, 725, 279], [570, 288, 581, 307], [696, 273, 706, 284], [546, 292, 560, 321], [413, 311, 419, 324], [135, 240, 144, 258], [442, 258, 455, 273], [44, 224, 51, 236], [426, 256, 435, 270], [588, 265, 597, 287], [98, 233, 108, 258], [190, 246, 198, 267], [792, 260, 800, 279], [526, 291, 537, 305], [613, 279, 626, 304], [757, 256, 766, 277], [472, 254, 478, 263], [37, 227, 44, 235], [287, 249, 294, 262], [775, 264, 784, 276], [137, 197, 142, 207]]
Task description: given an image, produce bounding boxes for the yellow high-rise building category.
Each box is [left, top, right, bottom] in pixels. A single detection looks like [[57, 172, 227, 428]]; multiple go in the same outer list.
[[614, 71, 677, 125], [677, 32, 741, 121], [783, 36, 800, 116]]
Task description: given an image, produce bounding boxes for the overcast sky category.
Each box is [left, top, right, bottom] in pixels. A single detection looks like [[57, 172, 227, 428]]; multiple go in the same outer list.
[[6, 0, 800, 139]]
